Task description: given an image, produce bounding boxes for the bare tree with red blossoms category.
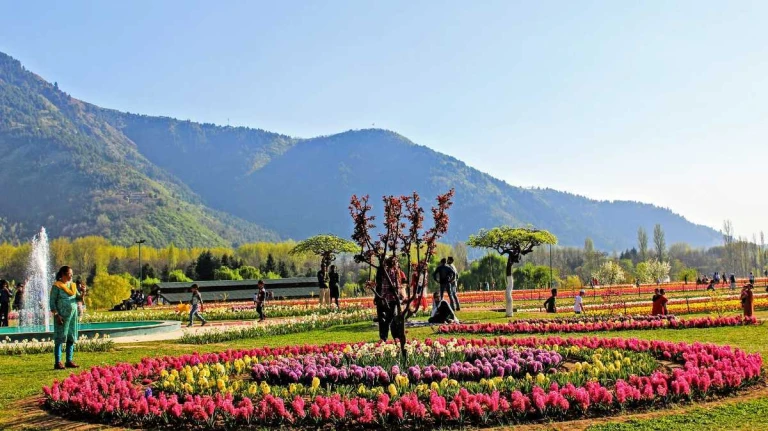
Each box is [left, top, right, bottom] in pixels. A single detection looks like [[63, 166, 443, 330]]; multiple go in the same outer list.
[[349, 189, 454, 358]]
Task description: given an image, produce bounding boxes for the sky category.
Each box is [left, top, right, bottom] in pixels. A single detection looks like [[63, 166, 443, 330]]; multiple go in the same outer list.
[[2, 0, 767, 239]]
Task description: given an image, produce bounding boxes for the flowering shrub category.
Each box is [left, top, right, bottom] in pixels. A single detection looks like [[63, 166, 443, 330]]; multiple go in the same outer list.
[[437, 315, 759, 336], [43, 336, 762, 429], [0, 334, 115, 356]]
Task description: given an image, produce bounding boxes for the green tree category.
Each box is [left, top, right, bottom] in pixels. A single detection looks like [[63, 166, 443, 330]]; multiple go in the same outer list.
[[195, 250, 221, 281], [290, 234, 359, 269], [214, 266, 243, 280], [87, 272, 132, 310], [237, 266, 262, 280], [262, 253, 277, 274], [653, 224, 666, 262], [168, 269, 192, 282], [634, 261, 652, 284], [468, 226, 557, 316], [638, 227, 649, 261], [277, 260, 289, 278]]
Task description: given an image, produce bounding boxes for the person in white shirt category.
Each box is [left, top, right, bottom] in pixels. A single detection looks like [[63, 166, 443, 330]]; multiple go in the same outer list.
[[574, 290, 585, 314]]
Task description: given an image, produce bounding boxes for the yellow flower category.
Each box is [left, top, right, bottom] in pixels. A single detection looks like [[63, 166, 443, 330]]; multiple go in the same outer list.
[[535, 373, 546, 385], [248, 383, 258, 396], [430, 382, 440, 392], [311, 377, 321, 390], [260, 381, 270, 395], [160, 369, 169, 378], [357, 384, 367, 395], [388, 384, 398, 397], [217, 378, 226, 391]]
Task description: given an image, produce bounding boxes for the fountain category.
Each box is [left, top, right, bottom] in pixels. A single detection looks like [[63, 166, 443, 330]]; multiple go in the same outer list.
[[0, 227, 181, 342], [18, 227, 51, 330]]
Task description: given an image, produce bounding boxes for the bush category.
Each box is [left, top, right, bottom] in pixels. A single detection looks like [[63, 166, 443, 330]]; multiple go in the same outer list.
[[214, 266, 243, 281], [87, 273, 133, 310], [168, 269, 192, 282], [237, 266, 262, 280]]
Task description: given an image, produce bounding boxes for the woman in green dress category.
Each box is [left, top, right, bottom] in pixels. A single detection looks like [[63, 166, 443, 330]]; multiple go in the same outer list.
[[50, 266, 86, 370]]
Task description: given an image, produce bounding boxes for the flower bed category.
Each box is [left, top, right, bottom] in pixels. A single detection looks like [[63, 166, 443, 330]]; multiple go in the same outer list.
[[43, 336, 762, 429], [179, 310, 377, 344], [1, 334, 115, 356], [81, 304, 368, 323], [437, 315, 759, 336]]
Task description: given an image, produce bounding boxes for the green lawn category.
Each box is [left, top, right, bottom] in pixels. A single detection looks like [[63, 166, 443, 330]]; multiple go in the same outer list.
[[1, 310, 766, 430]]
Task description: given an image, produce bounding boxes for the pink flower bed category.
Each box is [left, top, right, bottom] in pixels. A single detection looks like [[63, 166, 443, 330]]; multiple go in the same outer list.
[[438, 315, 759, 335], [43, 336, 762, 429]]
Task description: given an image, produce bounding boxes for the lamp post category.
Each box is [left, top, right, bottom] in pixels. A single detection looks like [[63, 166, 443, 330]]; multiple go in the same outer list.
[[136, 239, 146, 288], [549, 244, 553, 289]]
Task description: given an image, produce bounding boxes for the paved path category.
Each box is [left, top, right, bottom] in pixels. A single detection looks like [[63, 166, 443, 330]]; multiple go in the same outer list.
[[111, 318, 291, 344]]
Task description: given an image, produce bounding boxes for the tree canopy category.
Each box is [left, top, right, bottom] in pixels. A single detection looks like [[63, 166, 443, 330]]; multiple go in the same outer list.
[[289, 234, 359, 268], [468, 227, 558, 274]]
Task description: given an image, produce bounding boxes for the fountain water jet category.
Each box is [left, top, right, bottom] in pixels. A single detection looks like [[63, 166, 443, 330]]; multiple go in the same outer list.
[[19, 227, 51, 330], [0, 228, 180, 341]]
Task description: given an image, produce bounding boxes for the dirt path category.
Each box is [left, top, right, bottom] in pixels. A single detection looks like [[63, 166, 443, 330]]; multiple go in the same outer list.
[[5, 380, 767, 431]]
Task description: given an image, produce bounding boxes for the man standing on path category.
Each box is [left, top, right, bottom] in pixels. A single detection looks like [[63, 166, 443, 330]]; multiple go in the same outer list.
[[255, 280, 267, 322], [433, 258, 457, 310], [187, 284, 207, 327], [447, 256, 461, 311]]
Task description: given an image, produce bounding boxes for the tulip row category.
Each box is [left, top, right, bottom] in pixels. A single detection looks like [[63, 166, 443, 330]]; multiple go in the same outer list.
[[178, 310, 376, 345], [81, 303, 368, 323], [0, 333, 115, 356], [437, 315, 759, 336], [43, 336, 762, 429]]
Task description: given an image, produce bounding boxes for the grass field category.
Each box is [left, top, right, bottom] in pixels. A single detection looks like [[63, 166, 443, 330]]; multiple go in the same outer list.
[[1, 309, 766, 430]]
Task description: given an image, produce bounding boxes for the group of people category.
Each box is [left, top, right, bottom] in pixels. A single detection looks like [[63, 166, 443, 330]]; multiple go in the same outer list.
[[317, 265, 341, 309], [0, 280, 24, 326], [651, 289, 669, 315], [542, 288, 587, 314]]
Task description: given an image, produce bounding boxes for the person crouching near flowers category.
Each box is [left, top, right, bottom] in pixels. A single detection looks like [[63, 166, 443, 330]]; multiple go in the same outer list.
[[50, 266, 86, 370]]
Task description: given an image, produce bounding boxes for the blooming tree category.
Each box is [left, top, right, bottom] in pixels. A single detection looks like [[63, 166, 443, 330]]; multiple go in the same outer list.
[[647, 259, 671, 283], [467, 227, 557, 317], [592, 261, 625, 286], [349, 190, 454, 357], [289, 234, 359, 269]]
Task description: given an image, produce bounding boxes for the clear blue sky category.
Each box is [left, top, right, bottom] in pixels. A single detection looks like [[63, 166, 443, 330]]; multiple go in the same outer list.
[[2, 0, 767, 240]]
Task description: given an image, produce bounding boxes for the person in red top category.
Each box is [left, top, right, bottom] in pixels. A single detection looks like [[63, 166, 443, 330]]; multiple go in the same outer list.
[[741, 283, 754, 317], [651, 289, 668, 315]]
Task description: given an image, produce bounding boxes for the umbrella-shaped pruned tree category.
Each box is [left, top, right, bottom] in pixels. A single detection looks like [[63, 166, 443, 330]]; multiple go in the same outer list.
[[289, 234, 359, 269], [350, 190, 454, 359], [468, 227, 557, 317]]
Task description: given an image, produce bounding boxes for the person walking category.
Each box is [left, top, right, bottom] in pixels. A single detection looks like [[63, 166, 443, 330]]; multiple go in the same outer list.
[[749, 271, 755, 285], [0, 280, 11, 327], [543, 288, 558, 313], [447, 256, 461, 311], [187, 284, 207, 327], [574, 289, 585, 314], [433, 258, 457, 310], [329, 265, 341, 309], [317, 266, 329, 306], [659, 289, 668, 315], [741, 283, 754, 318], [729, 273, 737, 290], [50, 266, 86, 369], [255, 280, 267, 321]]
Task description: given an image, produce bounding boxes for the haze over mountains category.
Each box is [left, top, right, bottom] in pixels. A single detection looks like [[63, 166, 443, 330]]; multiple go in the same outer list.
[[0, 51, 721, 250]]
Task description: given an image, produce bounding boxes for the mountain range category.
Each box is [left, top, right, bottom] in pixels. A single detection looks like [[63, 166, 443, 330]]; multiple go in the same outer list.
[[0, 51, 721, 250]]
